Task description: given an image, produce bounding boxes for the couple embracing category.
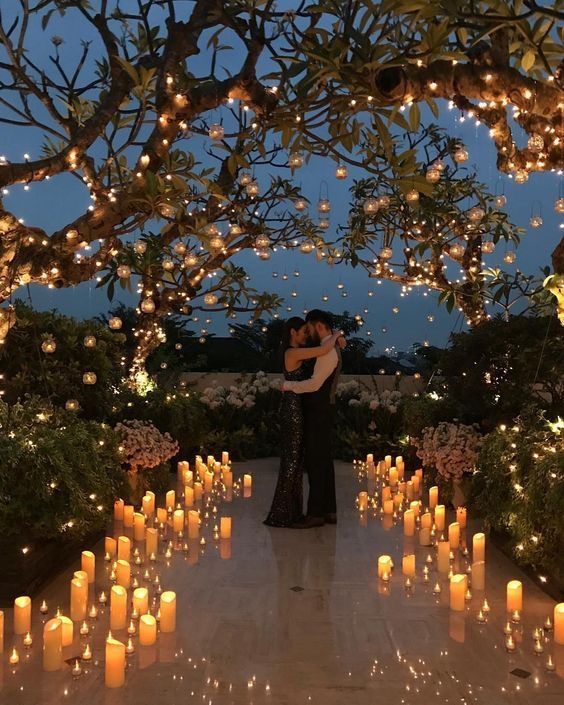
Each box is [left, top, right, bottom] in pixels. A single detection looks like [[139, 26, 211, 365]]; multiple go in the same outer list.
[[264, 310, 345, 529]]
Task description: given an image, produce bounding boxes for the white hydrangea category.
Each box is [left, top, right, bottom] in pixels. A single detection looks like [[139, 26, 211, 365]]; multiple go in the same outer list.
[[115, 419, 179, 473], [414, 422, 483, 481]]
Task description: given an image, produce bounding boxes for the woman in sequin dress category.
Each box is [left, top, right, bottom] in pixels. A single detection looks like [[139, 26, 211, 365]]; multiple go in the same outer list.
[[264, 317, 344, 527]]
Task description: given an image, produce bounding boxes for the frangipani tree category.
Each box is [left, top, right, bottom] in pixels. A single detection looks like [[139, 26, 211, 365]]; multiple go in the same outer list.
[[0, 0, 562, 382]]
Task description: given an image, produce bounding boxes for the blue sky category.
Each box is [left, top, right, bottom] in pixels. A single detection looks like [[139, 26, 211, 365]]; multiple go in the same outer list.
[[0, 2, 561, 354]]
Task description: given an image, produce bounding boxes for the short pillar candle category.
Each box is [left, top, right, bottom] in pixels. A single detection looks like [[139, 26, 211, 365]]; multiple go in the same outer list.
[[434, 505, 446, 531], [358, 491, 368, 511], [507, 580, 522, 612], [117, 536, 131, 562], [132, 588, 149, 616], [448, 522, 460, 549], [145, 528, 158, 557], [114, 498, 124, 521], [139, 614, 157, 646], [173, 509, 185, 533], [403, 509, 415, 536], [165, 490, 175, 511], [402, 554, 416, 577], [450, 574, 467, 611], [105, 537, 117, 558], [383, 499, 393, 515], [115, 559, 131, 589], [378, 555, 392, 578]]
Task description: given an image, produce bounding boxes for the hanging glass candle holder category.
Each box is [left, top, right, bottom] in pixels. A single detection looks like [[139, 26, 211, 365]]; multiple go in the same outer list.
[[41, 337, 57, 354], [288, 152, 304, 169], [377, 194, 390, 208], [481, 240, 495, 254], [363, 197, 379, 214], [255, 233, 270, 249], [514, 169, 528, 184], [208, 123, 224, 141], [83, 371, 97, 385], [454, 146, 469, 163], [141, 298, 156, 313], [117, 264, 131, 279], [109, 317, 122, 330], [83, 335, 97, 348], [426, 166, 441, 183]]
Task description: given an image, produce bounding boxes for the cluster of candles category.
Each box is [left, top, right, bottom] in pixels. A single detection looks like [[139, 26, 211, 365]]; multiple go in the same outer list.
[[1, 450, 252, 688], [356, 453, 564, 667]]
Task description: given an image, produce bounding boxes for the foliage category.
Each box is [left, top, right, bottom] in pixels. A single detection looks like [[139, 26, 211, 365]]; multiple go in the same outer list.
[[401, 393, 459, 440], [470, 409, 564, 585], [0, 397, 125, 543]]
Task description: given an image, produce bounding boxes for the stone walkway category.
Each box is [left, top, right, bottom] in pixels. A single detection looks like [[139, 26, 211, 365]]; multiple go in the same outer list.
[[1, 458, 563, 704]]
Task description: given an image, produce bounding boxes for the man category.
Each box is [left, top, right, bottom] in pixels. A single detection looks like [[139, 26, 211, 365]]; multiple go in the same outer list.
[[282, 309, 342, 528]]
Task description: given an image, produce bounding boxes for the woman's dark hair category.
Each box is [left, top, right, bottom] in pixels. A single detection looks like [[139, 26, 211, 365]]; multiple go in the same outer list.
[[280, 317, 306, 368]]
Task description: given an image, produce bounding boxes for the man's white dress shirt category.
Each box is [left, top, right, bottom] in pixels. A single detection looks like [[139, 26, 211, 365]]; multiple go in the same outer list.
[[283, 334, 338, 394]]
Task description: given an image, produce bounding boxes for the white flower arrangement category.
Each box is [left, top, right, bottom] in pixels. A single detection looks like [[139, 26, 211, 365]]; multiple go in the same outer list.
[[115, 419, 179, 473], [200, 372, 273, 410], [336, 381, 403, 413], [414, 421, 483, 481]]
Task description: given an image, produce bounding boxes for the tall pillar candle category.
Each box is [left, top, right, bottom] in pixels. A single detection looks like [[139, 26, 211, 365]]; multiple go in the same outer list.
[[421, 512, 432, 530], [81, 550, 95, 583], [506, 580, 522, 612], [188, 510, 199, 539], [105, 536, 117, 558], [0, 610, 3, 654], [358, 491, 368, 511], [141, 494, 152, 518], [403, 509, 415, 536], [220, 517, 232, 539], [435, 505, 446, 532], [472, 561, 485, 591], [419, 527, 432, 546], [70, 577, 87, 621], [412, 474, 420, 494], [173, 509, 185, 533], [145, 491, 156, 515], [450, 574, 467, 611], [402, 554, 416, 577], [193, 482, 203, 502], [156, 507, 167, 524], [385, 455, 392, 469], [473, 533, 485, 563], [177, 460, 189, 479], [406, 481, 414, 501], [105, 636, 125, 688], [59, 615, 73, 647], [160, 591, 176, 633], [409, 500, 420, 517], [133, 587, 149, 616], [115, 559, 131, 589], [14, 596, 31, 635], [456, 507, 467, 528], [122, 505, 134, 528], [437, 540, 450, 573], [134, 512, 146, 542], [204, 471, 213, 493], [113, 498, 124, 521], [165, 490, 175, 511], [222, 470, 233, 488], [110, 585, 127, 631], [184, 486, 194, 508], [117, 536, 131, 562], [389, 467, 398, 487], [145, 527, 158, 557], [448, 522, 460, 549], [43, 618, 62, 671], [222, 451, 229, 465], [429, 486, 439, 510], [139, 614, 157, 646], [382, 486, 391, 503], [383, 499, 393, 515], [396, 458, 405, 479], [554, 603, 564, 645]]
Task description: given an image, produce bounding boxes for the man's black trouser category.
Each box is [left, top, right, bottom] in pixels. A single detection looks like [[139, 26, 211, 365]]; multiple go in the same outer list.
[[303, 403, 336, 517]]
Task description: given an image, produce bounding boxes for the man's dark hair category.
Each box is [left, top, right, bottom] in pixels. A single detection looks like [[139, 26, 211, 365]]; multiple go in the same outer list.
[[305, 309, 333, 329]]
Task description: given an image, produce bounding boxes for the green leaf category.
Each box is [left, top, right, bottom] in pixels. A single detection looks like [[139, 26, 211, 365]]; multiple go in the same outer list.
[[521, 50, 535, 72], [409, 103, 420, 132]]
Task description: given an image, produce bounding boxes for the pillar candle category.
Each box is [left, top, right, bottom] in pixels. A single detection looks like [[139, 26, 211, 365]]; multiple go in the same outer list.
[[366, 453, 373, 464], [222, 471, 233, 488], [378, 555, 392, 578], [456, 507, 467, 528], [81, 550, 95, 583], [123, 505, 134, 527], [105, 636, 125, 688], [358, 491, 368, 511], [188, 510, 199, 539], [43, 618, 62, 671], [385, 455, 392, 469], [396, 458, 405, 479], [134, 512, 146, 542], [406, 481, 414, 501], [133, 588, 149, 616], [145, 527, 158, 557], [507, 580, 522, 612], [473, 533, 485, 563], [402, 554, 416, 577], [165, 490, 175, 511], [419, 527, 432, 546], [472, 561, 485, 591], [141, 495, 152, 518], [421, 512, 432, 530], [450, 574, 467, 611], [554, 603, 564, 645], [222, 451, 229, 465], [156, 507, 167, 524], [415, 469, 423, 480], [115, 559, 131, 589], [207, 455, 214, 468], [381, 486, 391, 503], [243, 474, 252, 489], [0, 610, 3, 654], [70, 577, 88, 621], [173, 509, 185, 533], [383, 499, 393, 515], [110, 585, 127, 631], [435, 505, 446, 531], [429, 486, 439, 509], [139, 614, 157, 646], [378, 460, 387, 475], [220, 517, 232, 539], [14, 596, 31, 635], [184, 486, 194, 508], [412, 474, 420, 494], [389, 467, 398, 486], [393, 492, 404, 509], [448, 522, 460, 549], [117, 536, 131, 562], [160, 591, 176, 633], [403, 509, 415, 536], [183, 469, 193, 486], [177, 460, 189, 478], [105, 537, 117, 558], [204, 471, 213, 493], [194, 482, 203, 501], [410, 500, 420, 517], [59, 615, 73, 647], [437, 540, 450, 573], [113, 498, 124, 521]]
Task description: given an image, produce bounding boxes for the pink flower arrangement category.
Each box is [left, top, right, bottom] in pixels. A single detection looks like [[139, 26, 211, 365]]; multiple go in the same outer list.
[[414, 422, 482, 481], [115, 419, 179, 473]]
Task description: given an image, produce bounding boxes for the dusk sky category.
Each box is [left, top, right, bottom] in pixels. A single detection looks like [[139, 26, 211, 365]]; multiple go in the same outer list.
[[1, 2, 561, 354]]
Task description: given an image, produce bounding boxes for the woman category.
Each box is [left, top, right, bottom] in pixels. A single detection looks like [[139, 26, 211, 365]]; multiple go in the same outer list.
[[264, 317, 344, 527]]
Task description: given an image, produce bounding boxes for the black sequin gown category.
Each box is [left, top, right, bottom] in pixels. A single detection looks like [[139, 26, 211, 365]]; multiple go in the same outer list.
[[264, 361, 311, 527]]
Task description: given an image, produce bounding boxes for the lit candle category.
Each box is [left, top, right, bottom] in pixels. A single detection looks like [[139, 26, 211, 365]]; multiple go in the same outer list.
[[80, 620, 89, 636], [72, 659, 82, 677], [14, 596, 31, 635], [184, 486, 194, 508], [115, 559, 131, 589], [156, 507, 167, 524], [429, 486, 439, 509], [378, 555, 392, 578], [383, 499, 393, 515], [403, 509, 415, 536], [358, 491, 368, 511], [419, 527, 432, 546], [105, 636, 126, 688], [409, 500, 420, 517], [448, 522, 460, 550], [507, 580, 523, 612], [145, 527, 158, 557], [222, 451, 230, 465], [122, 505, 134, 528], [40, 600, 48, 614], [381, 486, 391, 503], [110, 585, 127, 631], [133, 587, 149, 616], [384, 455, 392, 469], [366, 453, 373, 464], [59, 615, 73, 647], [81, 550, 95, 583], [402, 554, 416, 577], [117, 535, 131, 562], [420, 512, 432, 530], [405, 481, 414, 501], [70, 577, 88, 621], [222, 470, 233, 488], [456, 507, 467, 528], [389, 467, 398, 486], [9, 647, 19, 665], [554, 603, 564, 644], [434, 505, 445, 531], [220, 517, 232, 539], [173, 509, 185, 533], [160, 591, 176, 633], [166, 490, 175, 511], [243, 474, 252, 489], [472, 561, 485, 591], [113, 499, 124, 521], [204, 471, 213, 493], [437, 540, 450, 573], [412, 475, 420, 494], [450, 574, 467, 611], [194, 482, 203, 501], [505, 634, 516, 652], [133, 512, 146, 542], [473, 533, 485, 563], [105, 536, 117, 558], [139, 614, 157, 645], [188, 510, 200, 539], [142, 492, 155, 518]]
